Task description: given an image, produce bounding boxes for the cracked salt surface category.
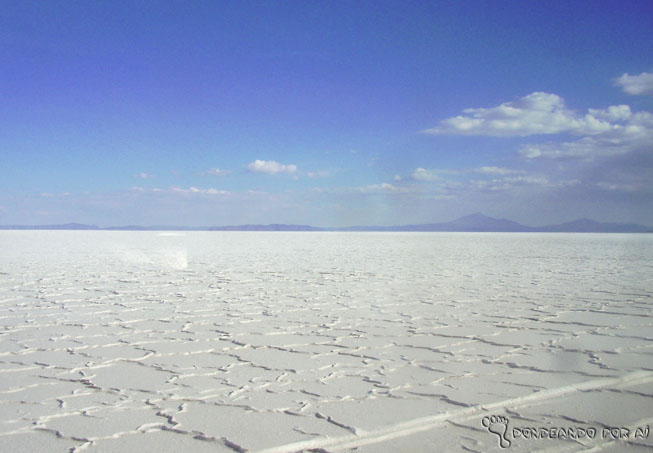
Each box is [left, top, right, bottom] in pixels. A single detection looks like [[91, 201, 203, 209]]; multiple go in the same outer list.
[[0, 231, 652, 452]]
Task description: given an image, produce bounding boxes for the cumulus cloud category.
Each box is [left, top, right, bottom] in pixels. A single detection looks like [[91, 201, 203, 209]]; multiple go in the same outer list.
[[135, 172, 154, 179], [615, 71, 653, 96], [588, 105, 632, 122], [247, 160, 297, 174], [425, 82, 653, 163], [519, 110, 653, 160], [204, 168, 231, 176], [424, 92, 616, 137]]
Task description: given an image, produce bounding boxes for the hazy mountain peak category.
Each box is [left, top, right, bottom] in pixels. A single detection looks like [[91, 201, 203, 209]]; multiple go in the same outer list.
[[444, 213, 530, 231]]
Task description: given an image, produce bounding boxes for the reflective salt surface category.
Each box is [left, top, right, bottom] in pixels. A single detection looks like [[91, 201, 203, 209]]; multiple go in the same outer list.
[[0, 232, 652, 452]]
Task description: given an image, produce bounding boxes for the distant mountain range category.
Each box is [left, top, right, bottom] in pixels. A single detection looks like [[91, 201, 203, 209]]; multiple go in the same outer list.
[[1, 213, 651, 232]]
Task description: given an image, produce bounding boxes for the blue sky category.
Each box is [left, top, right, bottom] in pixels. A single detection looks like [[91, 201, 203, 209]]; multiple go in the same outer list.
[[2, 1, 653, 227]]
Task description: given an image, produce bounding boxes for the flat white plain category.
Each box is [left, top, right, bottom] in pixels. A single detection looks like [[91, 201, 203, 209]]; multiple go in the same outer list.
[[0, 232, 652, 452]]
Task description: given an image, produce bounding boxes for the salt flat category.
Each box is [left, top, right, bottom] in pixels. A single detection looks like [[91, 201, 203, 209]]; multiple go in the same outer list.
[[0, 231, 652, 452]]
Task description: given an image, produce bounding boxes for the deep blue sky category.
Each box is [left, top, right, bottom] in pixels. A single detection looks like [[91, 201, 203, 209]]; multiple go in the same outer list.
[[2, 1, 653, 226]]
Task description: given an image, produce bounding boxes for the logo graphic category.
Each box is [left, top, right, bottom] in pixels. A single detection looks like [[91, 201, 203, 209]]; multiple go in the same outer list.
[[482, 415, 511, 448], [481, 415, 648, 448]]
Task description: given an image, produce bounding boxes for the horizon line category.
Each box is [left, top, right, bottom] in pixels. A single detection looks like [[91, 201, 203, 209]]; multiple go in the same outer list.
[[1, 213, 652, 233]]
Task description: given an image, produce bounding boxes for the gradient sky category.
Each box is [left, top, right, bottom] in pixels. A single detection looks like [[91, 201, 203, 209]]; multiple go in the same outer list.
[[2, 1, 653, 227]]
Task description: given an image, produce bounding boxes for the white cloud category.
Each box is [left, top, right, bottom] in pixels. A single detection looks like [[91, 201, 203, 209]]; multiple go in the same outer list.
[[247, 160, 297, 174], [505, 175, 548, 185], [358, 183, 428, 195], [474, 166, 524, 175], [393, 174, 401, 181], [412, 168, 439, 181], [173, 187, 230, 195], [408, 165, 552, 195], [588, 105, 632, 122], [519, 145, 544, 159], [205, 168, 231, 176], [134, 186, 230, 196], [468, 175, 549, 191], [615, 72, 653, 96], [424, 92, 615, 137], [519, 111, 653, 160], [135, 172, 154, 179], [424, 81, 653, 167], [312, 182, 418, 195], [361, 183, 399, 192]]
